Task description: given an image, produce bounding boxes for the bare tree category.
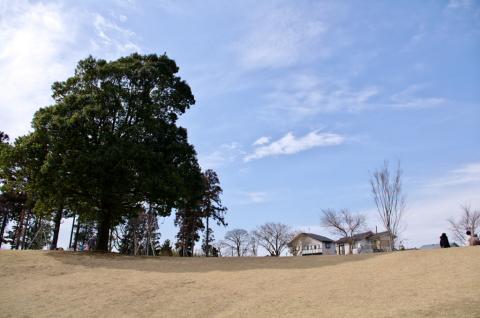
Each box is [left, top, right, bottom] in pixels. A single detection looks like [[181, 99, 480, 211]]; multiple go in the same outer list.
[[320, 209, 366, 253], [248, 230, 259, 256], [252, 222, 294, 256], [223, 229, 250, 256], [448, 205, 480, 245], [370, 161, 406, 250]]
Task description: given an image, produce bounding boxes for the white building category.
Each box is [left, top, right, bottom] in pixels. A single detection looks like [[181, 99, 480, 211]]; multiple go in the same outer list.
[[288, 233, 336, 256], [335, 231, 393, 255]]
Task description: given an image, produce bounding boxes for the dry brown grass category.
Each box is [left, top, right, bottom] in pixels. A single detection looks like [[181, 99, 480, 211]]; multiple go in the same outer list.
[[1, 247, 479, 318]]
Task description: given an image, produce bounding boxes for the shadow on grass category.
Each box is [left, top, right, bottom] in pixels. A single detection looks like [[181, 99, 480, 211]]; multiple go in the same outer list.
[[45, 250, 382, 273]]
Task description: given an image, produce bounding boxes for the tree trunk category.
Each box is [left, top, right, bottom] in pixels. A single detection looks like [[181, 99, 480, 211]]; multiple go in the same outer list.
[[73, 221, 81, 251], [108, 227, 113, 252], [50, 208, 63, 250], [389, 232, 394, 251], [13, 209, 25, 249], [21, 214, 29, 250], [96, 211, 111, 251], [205, 216, 210, 257], [0, 210, 8, 249], [68, 214, 76, 249]]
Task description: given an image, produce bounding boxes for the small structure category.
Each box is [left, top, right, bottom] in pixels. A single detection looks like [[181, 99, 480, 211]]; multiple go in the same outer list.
[[335, 231, 393, 255], [289, 233, 336, 256]]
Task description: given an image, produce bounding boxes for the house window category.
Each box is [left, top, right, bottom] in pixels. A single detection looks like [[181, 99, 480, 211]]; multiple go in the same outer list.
[[325, 242, 331, 249]]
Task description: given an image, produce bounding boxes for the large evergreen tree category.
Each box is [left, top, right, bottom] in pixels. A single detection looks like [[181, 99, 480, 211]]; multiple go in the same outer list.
[[200, 170, 227, 257], [28, 53, 203, 251]]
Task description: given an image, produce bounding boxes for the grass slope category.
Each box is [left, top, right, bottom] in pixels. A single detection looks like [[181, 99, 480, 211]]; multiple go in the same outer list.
[[1, 248, 479, 317]]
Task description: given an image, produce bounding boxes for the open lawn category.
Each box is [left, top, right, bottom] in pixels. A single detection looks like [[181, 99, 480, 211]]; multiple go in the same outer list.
[[0, 248, 479, 317]]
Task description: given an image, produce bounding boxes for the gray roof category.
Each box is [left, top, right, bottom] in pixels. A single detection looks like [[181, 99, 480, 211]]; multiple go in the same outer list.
[[336, 230, 394, 244], [300, 233, 334, 242], [336, 231, 374, 244]]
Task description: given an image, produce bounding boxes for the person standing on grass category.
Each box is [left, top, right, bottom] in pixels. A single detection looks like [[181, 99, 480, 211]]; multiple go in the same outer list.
[[440, 233, 450, 248], [466, 230, 473, 246], [472, 234, 480, 246]]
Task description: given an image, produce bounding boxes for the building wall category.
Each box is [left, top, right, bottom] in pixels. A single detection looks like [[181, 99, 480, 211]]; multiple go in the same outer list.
[[322, 241, 336, 255], [290, 235, 334, 256]]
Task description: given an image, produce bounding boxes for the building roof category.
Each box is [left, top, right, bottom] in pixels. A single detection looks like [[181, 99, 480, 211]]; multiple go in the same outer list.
[[336, 230, 393, 244], [302, 233, 334, 242], [336, 231, 374, 244], [370, 231, 391, 240], [289, 233, 334, 245]]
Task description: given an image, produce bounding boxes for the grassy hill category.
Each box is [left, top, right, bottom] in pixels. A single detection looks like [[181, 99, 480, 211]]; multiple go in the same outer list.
[[1, 248, 479, 317]]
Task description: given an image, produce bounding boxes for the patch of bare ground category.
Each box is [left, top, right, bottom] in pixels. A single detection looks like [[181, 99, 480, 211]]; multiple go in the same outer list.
[[0, 248, 479, 318]]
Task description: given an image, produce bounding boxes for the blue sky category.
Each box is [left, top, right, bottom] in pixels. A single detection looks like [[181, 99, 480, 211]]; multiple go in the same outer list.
[[0, 0, 479, 250]]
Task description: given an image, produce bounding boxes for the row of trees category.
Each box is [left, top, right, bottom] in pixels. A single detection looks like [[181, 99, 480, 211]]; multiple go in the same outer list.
[[0, 54, 227, 255], [219, 223, 295, 257]]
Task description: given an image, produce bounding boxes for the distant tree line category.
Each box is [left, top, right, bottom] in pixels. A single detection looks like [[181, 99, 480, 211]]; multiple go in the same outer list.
[[216, 222, 295, 257], [0, 54, 227, 255]]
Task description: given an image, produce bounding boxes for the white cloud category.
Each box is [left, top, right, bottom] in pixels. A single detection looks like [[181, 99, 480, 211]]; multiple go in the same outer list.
[[398, 162, 480, 248], [404, 187, 480, 248], [198, 142, 245, 169], [253, 136, 270, 146], [424, 163, 480, 188], [0, 1, 139, 139], [446, 0, 473, 10], [244, 130, 345, 162], [390, 84, 446, 109], [245, 192, 268, 203], [236, 5, 329, 69], [92, 14, 139, 54], [266, 74, 379, 116]]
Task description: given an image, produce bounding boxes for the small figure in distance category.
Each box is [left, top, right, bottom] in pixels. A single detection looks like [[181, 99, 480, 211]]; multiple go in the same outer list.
[[440, 233, 450, 248], [472, 234, 480, 246], [466, 230, 473, 246]]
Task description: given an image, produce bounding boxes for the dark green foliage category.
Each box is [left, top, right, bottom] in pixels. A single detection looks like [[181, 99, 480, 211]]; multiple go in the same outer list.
[[175, 204, 204, 256], [27, 53, 203, 251], [158, 239, 173, 256], [200, 170, 227, 256], [201, 232, 217, 256], [74, 219, 97, 251], [23, 216, 53, 250], [118, 207, 160, 255], [175, 169, 228, 257]]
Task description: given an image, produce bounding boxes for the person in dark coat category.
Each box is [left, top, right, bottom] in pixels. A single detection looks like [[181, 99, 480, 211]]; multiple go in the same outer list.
[[440, 233, 450, 248]]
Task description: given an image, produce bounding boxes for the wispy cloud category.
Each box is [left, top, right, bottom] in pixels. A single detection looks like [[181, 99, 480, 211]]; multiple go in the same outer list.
[[424, 162, 480, 188], [253, 136, 270, 146], [245, 192, 268, 203], [198, 142, 245, 169], [0, 1, 139, 139], [390, 84, 446, 109], [266, 74, 379, 116], [235, 5, 330, 70], [446, 0, 474, 10], [403, 163, 480, 247], [92, 14, 139, 55], [244, 130, 345, 162]]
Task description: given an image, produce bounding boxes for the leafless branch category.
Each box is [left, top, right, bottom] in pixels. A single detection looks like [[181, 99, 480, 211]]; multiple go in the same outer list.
[[370, 160, 406, 249], [448, 205, 480, 245], [253, 222, 294, 256]]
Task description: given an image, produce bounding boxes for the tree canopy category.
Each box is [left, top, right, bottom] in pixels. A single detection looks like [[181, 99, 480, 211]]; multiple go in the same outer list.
[[26, 53, 204, 251]]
